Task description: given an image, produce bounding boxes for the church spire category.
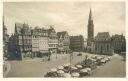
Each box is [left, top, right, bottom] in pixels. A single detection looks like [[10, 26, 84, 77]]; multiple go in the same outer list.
[[3, 16, 4, 26], [3, 16, 5, 28], [89, 8, 92, 20], [87, 8, 94, 46], [3, 16, 7, 30]]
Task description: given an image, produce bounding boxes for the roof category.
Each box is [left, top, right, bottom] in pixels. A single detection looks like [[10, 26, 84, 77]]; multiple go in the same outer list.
[[15, 23, 22, 34], [111, 34, 125, 40], [47, 26, 56, 35], [95, 32, 111, 41], [32, 27, 48, 35], [70, 35, 83, 38], [15, 22, 23, 28], [57, 31, 67, 38], [15, 22, 31, 35], [70, 35, 84, 41]]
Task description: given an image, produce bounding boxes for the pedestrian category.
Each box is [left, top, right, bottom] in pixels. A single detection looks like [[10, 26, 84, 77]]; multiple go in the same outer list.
[[48, 50, 51, 61]]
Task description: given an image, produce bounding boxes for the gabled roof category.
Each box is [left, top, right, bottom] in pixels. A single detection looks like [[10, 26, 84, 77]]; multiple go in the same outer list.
[[15, 22, 23, 27], [57, 31, 67, 38], [95, 32, 111, 41], [111, 34, 125, 40], [15, 23, 23, 34], [15, 22, 31, 35], [47, 26, 56, 35], [32, 27, 48, 35]]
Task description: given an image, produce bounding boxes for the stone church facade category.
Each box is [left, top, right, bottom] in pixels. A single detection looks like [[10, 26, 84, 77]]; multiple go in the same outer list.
[[93, 32, 113, 55]]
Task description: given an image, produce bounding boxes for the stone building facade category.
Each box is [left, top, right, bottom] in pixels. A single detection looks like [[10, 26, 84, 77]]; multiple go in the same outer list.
[[111, 34, 126, 53], [57, 31, 70, 54], [3, 18, 9, 60], [31, 27, 39, 55], [93, 32, 113, 55], [70, 35, 84, 52], [8, 23, 58, 60], [14, 23, 32, 60], [8, 34, 16, 60], [47, 26, 58, 53], [32, 27, 49, 58]]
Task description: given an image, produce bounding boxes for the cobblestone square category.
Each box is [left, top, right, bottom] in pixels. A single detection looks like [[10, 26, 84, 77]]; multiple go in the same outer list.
[[5, 53, 126, 77]]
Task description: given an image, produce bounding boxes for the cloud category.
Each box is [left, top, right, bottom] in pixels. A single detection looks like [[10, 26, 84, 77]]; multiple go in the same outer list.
[[4, 2, 125, 37]]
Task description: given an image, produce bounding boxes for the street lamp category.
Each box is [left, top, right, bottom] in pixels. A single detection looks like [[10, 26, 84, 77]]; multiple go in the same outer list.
[[69, 50, 73, 74], [56, 50, 57, 59]]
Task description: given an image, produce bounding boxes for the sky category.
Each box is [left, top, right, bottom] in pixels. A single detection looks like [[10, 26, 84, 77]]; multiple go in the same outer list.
[[3, 1, 125, 38]]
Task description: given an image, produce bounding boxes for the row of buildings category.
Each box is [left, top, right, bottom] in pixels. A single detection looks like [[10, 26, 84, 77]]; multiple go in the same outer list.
[[3, 8, 126, 60], [3, 17, 9, 60], [7, 22, 84, 60]]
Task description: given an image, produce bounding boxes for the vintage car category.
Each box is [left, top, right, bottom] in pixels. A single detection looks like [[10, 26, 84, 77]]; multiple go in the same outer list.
[[45, 68, 58, 77], [63, 63, 70, 73], [61, 73, 71, 78], [77, 52, 82, 56], [71, 72, 80, 78], [57, 66, 64, 70], [70, 66, 78, 72], [57, 70, 65, 77], [79, 68, 91, 77], [76, 65, 83, 69]]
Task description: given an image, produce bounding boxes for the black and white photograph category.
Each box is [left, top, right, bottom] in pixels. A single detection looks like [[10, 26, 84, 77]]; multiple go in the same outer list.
[[2, 0, 126, 78]]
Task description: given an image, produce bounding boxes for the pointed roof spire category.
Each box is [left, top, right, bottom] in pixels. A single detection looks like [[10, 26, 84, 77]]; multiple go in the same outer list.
[[3, 16, 7, 30], [89, 8, 92, 20], [90, 8, 92, 15], [3, 16, 4, 25]]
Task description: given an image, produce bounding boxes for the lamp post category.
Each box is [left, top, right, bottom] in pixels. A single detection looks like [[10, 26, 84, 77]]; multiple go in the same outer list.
[[48, 50, 51, 61], [70, 50, 73, 74], [56, 50, 57, 59]]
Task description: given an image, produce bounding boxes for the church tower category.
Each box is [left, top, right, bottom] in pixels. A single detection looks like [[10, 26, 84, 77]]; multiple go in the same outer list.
[[87, 8, 94, 46], [3, 16, 8, 43]]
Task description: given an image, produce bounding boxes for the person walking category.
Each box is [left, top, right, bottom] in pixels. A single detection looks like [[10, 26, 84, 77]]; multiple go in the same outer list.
[[48, 50, 51, 61]]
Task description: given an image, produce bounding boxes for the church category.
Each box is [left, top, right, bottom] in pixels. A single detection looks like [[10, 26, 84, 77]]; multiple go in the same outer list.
[[93, 32, 113, 55], [87, 8, 94, 52], [87, 9, 113, 55]]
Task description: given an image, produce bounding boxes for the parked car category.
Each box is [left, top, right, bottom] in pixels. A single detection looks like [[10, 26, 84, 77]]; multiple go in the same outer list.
[[79, 68, 91, 77], [57, 70, 65, 77], [45, 68, 58, 77], [77, 52, 82, 56], [61, 73, 71, 78], [71, 72, 80, 78]]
